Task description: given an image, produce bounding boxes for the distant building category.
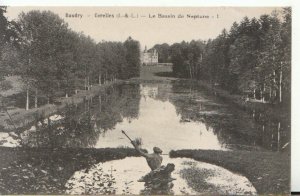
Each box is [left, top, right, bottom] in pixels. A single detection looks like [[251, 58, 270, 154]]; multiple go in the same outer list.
[[141, 46, 158, 66]]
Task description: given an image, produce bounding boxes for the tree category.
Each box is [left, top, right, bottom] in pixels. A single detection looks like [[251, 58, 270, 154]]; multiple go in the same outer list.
[[256, 13, 282, 103], [152, 43, 171, 63], [123, 37, 141, 78], [170, 43, 185, 77], [0, 8, 144, 114], [0, 6, 19, 80], [279, 7, 291, 104], [169, 8, 290, 106], [17, 10, 73, 108]]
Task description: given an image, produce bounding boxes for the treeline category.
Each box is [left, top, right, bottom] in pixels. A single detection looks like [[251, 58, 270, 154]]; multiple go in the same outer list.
[[153, 8, 291, 105], [0, 8, 140, 110]]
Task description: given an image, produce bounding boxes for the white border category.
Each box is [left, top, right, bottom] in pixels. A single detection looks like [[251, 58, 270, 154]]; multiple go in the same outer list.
[[0, 0, 294, 7], [0, 0, 299, 193]]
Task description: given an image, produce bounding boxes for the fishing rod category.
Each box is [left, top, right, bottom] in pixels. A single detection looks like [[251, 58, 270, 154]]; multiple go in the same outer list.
[[121, 130, 169, 155], [121, 130, 134, 143]]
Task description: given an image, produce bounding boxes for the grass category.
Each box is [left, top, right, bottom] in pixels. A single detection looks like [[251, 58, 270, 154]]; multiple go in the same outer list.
[[170, 149, 290, 195], [135, 65, 175, 81], [0, 147, 290, 194]]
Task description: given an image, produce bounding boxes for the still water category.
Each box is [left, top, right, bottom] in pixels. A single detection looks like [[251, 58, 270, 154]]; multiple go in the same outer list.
[[65, 155, 256, 195], [1, 80, 290, 152], [95, 83, 226, 151]]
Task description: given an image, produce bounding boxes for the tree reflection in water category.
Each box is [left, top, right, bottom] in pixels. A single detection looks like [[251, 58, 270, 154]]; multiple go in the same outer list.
[[145, 80, 289, 152], [167, 80, 290, 152], [19, 80, 289, 152], [20, 83, 141, 148]]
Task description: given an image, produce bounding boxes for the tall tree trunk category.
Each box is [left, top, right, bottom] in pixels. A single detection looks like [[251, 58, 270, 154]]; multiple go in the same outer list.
[[87, 96, 90, 110], [26, 56, 31, 111], [105, 71, 108, 84], [188, 64, 193, 79], [99, 74, 101, 85], [35, 88, 38, 108], [84, 96, 87, 112], [261, 83, 265, 103], [277, 122, 281, 151], [65, 79, 69, 98], [87, 76, 90, 91], [84, 77, 87, 91], [273, 70, 277, 99], [279, 62, 282, 103], [269, 86, 272, 102], [26, 86, 29, 111], [99, 95, 102, 112]]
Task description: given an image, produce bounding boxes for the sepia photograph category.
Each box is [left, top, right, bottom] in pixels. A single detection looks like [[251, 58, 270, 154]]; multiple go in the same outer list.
[[0, 4, 292, 195]]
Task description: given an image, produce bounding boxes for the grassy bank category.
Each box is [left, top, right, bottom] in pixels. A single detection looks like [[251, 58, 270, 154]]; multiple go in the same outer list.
[[134, 65, 176, 81], [194, 79, 290, 122], [170, 149, 290, 194], [0, 80, 122, 132], [0, 146, 144, 194]]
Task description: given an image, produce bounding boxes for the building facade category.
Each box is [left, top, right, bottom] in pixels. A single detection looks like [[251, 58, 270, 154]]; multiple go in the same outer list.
[[141, 46, 158, 66]]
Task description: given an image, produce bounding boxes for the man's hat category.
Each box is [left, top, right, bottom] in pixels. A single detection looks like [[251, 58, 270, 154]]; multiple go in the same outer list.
[[153, 147, 162, 154]]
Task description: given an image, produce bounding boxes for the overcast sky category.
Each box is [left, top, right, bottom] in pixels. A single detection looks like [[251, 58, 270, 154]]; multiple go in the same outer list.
[[5, 7, 280, 48]]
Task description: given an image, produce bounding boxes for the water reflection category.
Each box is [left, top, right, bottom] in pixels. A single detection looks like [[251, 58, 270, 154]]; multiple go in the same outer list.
[[168, 81, 290, 152], [19, 84, 141, 148], [95, 81, 290, 152], [11, 80, 290, 152], [95, 91, 225, 151], [65, 156, 257, 195]]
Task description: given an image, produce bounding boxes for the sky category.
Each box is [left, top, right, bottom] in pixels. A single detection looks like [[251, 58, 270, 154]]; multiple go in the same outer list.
[[5, 7, 280, 48]]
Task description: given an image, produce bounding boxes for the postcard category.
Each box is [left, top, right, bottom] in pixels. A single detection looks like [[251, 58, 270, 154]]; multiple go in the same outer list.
[[0, 4, 293, 195]]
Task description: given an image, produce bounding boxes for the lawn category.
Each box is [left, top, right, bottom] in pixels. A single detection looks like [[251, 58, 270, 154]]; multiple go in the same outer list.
[[170, 149, 290, 195], [0, 147, 144, 194]]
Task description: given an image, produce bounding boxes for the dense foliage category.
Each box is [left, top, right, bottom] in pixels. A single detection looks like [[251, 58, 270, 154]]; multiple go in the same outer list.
[[0, 6, 19, 80], [0, 10, 140, 109], [153, 8, 291, 105]]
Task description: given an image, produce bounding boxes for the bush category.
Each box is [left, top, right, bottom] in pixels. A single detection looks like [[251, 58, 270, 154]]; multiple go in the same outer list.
[[0, 80, 13, 91]]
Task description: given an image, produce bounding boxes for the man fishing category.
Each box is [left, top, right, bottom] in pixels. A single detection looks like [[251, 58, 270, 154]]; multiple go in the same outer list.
[[122, 130, 163, 171], [122, 130, 175, 194]]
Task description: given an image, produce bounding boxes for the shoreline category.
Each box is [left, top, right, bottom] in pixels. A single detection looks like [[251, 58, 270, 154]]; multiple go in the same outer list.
[[0, 80, 123, 133], [193, 79, 290, 122]]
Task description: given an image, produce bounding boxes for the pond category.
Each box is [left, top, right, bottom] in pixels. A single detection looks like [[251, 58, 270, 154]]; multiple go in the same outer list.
[[1, 80, 290, 153], [0, 79, 290, 194]]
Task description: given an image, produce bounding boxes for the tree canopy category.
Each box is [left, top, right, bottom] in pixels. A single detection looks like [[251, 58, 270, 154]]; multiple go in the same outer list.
[[0, 10, 140, 109], [166, 8, 291, 105]]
